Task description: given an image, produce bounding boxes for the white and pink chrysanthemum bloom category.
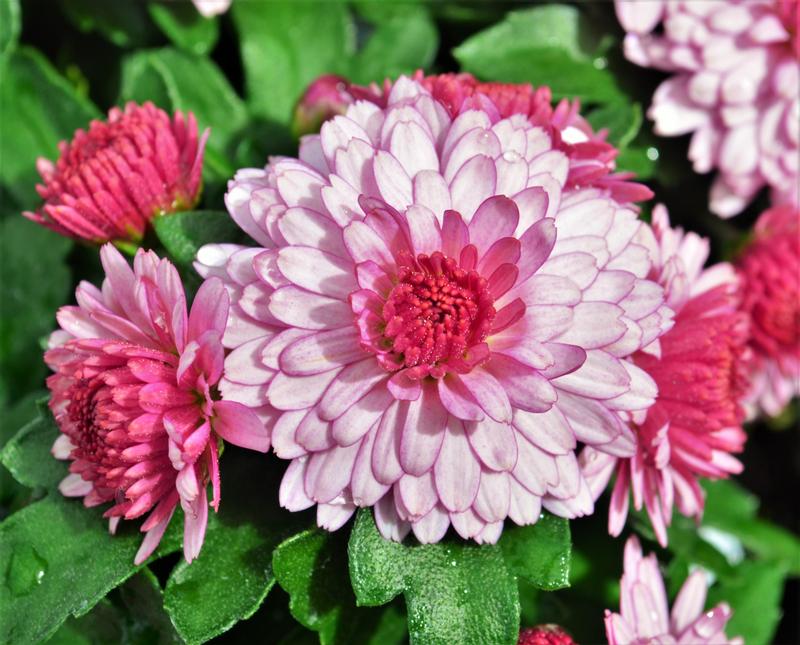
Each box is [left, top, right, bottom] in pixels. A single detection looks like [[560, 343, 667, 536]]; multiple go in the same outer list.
[[46, 245, 268, 564], [197, 77, 672, 544], [605, 536, 742, 644], [581, 206, 749, 546], [737, 204, 800, 417], [25, 102, 208, 245], [615, 0, 800, 217]]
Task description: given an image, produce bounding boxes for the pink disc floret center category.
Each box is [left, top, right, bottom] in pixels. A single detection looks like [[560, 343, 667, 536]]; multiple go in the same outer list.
[[382, 250, 495, 377]]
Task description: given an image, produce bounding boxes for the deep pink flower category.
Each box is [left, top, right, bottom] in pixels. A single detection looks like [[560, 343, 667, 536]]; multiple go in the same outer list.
[[615, 0, 799, 217], [198, 77, 670, 543], [293, 75, 353, 138], [47, 245, 267, 564], [737, 204, 800, 416], [581, 206, 749, 545], [25, 102, 208, 245], [605, 536, 742, 644], [518, 625, 575, 645], [342, 71, 654, 205]]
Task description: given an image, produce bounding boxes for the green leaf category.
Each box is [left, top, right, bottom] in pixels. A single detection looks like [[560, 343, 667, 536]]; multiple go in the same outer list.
[[499, 515, 571, 590], [586, 102, 643, 150], [49, 570, 180, 645], [153, 210, 247, 266], [0, 47, 99, 207], [0, 496, 180, 643], [453, 6, 624, 103], [148, 2, 219, 56], [0, 391, 46, 508], [708, 560, 788, 645], [0, 403, 66, 490], [348, 7, 438, 85], [702, 479, 800, 575], [118, 47, 247, 158], [163, 449, 307, 644], [116, 569, 181, 644], [0, 0, 20, 66], [274, 528, 406, 645], [0, 217, 72, 405], [48, 599, 126, 645], [616, 145, 657, 180], [273, 529, 350, 644], [59, 0, 153, 48], [348, 509, 519, 645], [232, 1, 355, 125]]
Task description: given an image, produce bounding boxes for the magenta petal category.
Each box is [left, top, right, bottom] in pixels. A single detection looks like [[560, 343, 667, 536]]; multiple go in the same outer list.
[[280, 458, 315, 511], [280, 327, 365, 376], [436, 376, 484, 421], [332, 387, 393, 446], [473, 470, 510, 522], [371, 401, 405, 485], [554, 350, 631, 400], [182, 486, 209, 563], [434, 418, 481, 512], [374, 494, 411, 542], [213, 400, 270, 452], [397, 471, 438, 520], [317, 502, 356, 531], [188, 277, 229, 344], [516, 218, 557, 283], [411, 504, 450, 543], [469, 196, 519, 253], [670, 570, 708, 635], [458, 368, 512, 423], [507, 477, 542, 526], [319, 358, 387, 421], [305, 440, 361, 503], [465, 417, 518, 472], [485, 354, 556, 413], [399, 381, 447, 476], [134, 505, 176, 565], [351, 428, 391, 506]]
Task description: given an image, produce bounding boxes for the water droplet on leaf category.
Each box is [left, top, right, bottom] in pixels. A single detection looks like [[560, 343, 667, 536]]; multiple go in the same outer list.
[[6, 545, 47, 596]]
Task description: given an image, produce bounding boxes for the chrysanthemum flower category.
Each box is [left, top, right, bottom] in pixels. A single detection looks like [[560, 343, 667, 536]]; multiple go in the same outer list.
[[47, 245, 267, 564], [737, 204, 800, 417], [605, 536, 742, 644], [518, 625, 575, 645], [25, 102, 208, 245], [581, 206, 749, 545], [293, 75, 352, 138], [615, 0, 799, 217], [198, 77, 670, 543], [317, 71, 653, 204]]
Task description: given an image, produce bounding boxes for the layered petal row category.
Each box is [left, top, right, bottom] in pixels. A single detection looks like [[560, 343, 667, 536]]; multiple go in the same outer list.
[[737, 204, 800, 417], [47, 245, 267, 564], [615, 0, 799, 217], [582, 205, 749, 545], [25, 102, 208, 244], [200, 77, 670, 543]]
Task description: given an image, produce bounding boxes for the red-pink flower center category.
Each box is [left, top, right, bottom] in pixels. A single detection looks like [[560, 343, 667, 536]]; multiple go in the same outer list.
[[382, 251, 495, 372], [66, 377, 108, 462], [739, 233, 800, 359]]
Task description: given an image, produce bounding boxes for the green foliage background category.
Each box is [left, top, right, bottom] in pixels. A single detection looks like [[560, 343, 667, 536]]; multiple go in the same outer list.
[[0, 1, 797, 644]]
